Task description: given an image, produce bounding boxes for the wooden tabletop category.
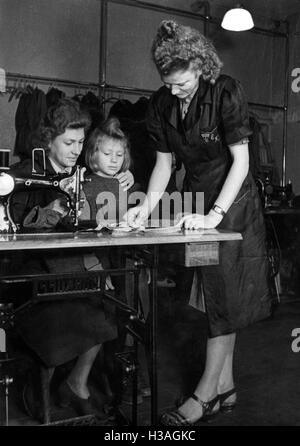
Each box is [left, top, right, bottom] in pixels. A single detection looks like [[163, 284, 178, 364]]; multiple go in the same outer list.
[[0, 228, 242, 251]]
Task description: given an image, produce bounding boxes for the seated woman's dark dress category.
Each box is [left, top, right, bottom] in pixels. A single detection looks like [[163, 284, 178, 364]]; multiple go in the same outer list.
[[4, 157, 117, 367]]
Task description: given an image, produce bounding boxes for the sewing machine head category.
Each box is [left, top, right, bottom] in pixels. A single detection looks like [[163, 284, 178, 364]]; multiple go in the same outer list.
[[0, 149, 86, 233], [255, 174, 294, 209]]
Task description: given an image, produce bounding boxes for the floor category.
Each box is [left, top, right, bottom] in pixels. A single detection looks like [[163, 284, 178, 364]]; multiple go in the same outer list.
[[131, 293, 300, 427], [1, 290, 300, 426]]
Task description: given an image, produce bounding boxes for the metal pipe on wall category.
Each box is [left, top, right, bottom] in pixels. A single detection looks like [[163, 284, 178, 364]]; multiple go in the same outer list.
[[106, 83, 287, 111], [4, 73, 288, 113], [203, 2, 209, 36], [282, 21, 290, 187], [107, 0, 287, 38], [6, 72, 99, 91], [108, 0, 208, 23], [99, 0, 108, 106], [105, 83, 153, 97], [190, 1, 211, 36]]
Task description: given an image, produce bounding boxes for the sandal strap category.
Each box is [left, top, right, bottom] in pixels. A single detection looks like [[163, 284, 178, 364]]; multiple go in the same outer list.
[[219, 388, 236, 404], [161, 409, 192, 426], [191, 393, 219, 413]]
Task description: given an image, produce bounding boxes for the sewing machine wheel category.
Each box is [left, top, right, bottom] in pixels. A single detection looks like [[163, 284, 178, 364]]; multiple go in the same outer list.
[[0, 173, 15, 196]]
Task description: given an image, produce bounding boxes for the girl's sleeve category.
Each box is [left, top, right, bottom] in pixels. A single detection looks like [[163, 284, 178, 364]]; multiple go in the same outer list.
[[220, 78, 252, 146], [146, 93, 170, 153]]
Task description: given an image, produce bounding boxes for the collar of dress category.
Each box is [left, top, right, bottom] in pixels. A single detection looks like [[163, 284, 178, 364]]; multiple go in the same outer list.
[[164, 78, 213, 130]]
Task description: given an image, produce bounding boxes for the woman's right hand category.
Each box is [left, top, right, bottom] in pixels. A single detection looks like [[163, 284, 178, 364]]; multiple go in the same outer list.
[[124, 204, 149, 228]]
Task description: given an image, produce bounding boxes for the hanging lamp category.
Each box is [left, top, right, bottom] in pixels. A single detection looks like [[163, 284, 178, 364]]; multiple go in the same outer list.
[[221, 4, 254, 31]]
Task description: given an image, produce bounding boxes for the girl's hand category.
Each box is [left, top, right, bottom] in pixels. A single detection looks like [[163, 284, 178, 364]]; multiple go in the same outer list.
[[124, 204, 148, 228], [181, 212, 223, 230], [115, 170, 134, 191]]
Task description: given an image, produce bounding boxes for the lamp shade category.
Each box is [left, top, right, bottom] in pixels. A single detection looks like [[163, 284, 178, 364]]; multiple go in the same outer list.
[[221, 6, 254, 31]]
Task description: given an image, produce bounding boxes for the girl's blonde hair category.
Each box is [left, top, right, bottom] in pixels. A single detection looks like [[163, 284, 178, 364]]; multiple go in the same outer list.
[[85, 117, 131, 173]]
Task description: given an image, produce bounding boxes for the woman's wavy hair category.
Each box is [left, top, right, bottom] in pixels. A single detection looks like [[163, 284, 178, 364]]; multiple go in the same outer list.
[[151, 20, 223, 83], [38, 98, 91, 147], [84, 117, 131, 174]]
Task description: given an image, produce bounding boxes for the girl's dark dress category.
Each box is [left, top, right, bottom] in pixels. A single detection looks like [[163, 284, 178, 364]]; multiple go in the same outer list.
[[147, 74, 272, 337]]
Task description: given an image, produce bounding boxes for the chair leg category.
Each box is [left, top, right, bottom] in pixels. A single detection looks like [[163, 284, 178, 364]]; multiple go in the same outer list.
[[40, 366, 53, 424]]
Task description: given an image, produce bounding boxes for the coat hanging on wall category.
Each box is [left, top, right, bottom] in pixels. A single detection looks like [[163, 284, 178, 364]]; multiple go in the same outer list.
[[73, 91, 104, 132], [109, 97, 156, 192], [46, 87, 65, 108], [14, 87, 47, 161]]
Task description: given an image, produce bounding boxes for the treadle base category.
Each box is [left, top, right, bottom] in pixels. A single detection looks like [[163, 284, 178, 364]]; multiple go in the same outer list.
[[40, 406, 131, 427], [41, 415, 98, 426]]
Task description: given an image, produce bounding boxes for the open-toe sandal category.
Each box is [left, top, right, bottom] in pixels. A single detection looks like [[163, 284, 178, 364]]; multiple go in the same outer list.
[[218, 388, 236, 413], [160, 394, 219, 426]]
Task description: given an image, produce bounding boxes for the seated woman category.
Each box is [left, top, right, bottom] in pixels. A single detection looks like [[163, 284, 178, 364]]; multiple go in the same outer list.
[[7, 98, 134, 419]]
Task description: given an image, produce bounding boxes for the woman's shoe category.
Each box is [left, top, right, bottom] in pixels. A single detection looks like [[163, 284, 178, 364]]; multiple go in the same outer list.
[[160, 394, 219, 426], [58, 381, 95, 416], [218, 388, 237, 413]]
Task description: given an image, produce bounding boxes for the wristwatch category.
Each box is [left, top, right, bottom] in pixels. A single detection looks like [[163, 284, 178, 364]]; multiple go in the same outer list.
[[212, 204, 226, 217]]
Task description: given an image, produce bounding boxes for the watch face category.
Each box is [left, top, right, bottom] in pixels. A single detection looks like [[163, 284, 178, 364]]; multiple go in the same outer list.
[[213, 205, 225, 216]]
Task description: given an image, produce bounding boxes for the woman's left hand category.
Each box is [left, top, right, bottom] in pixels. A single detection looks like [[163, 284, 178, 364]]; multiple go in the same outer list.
[[181, 212, 223, 230], [115, 170, 134, 191]]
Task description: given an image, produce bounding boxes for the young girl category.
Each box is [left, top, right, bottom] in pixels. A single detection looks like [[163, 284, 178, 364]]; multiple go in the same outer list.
[[81, 118, 150, 404], [81, 117, 134, 228], [81, 117, 135, 284]]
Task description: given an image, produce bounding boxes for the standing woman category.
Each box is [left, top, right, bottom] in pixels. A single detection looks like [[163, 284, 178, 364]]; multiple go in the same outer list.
[[126, 20, 272, 425]]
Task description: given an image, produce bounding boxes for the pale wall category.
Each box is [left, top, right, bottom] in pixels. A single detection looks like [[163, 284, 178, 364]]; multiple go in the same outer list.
[[0, 0, 291, 190]]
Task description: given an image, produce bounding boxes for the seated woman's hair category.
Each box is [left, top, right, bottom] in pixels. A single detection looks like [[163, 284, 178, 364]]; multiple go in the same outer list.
[[39, 98, 91, 145], [84, 117, 131, 173], [151, 20, 223, 83]]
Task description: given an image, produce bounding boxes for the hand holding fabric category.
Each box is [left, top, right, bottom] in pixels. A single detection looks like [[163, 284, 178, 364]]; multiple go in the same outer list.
[[124, 203, 149, 228], [181, 212, 223, 230]]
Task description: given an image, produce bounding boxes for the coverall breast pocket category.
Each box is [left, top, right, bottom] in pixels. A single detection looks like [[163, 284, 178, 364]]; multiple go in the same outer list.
[[200, 127, 221, 144]]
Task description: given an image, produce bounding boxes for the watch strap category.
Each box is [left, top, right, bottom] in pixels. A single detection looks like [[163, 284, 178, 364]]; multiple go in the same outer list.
[[212, 204, 226, 217]]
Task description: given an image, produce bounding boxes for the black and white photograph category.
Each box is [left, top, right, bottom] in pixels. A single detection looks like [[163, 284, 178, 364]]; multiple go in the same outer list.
[[0, 0, 300, 429]]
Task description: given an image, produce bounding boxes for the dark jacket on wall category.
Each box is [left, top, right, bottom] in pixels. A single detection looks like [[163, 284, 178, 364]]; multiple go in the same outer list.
[[14, 88, 47, 161]]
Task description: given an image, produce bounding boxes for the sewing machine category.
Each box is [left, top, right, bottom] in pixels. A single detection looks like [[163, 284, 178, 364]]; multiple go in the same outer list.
[[0, 149, 86, 233], [256, 176, 294, 209]]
